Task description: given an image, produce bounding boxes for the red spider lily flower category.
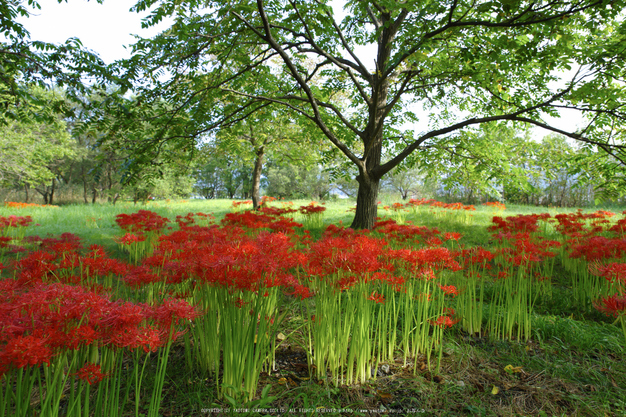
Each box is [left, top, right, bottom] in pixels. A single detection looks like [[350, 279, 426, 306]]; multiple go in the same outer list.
[[0, 236, 12, 248], [594, 294, 626, 318], [233, 298, 247, 308], [136, 325, 167, 353], [489, 214, 549, 234], [496, 271, 509, 280], [483, 202, 506, 211], [375, 219, 442, 244], [152, 298, 201, 327], [123, 265, 162, 288], [367, 291, 386, 304], [444, 232, 462, 241], [298, 203, 327, 215], [232, 200, 253, 208], [259, 206, 299, 217], [73, 363, 109, 385], [591, 262, 626, 284], [438, 284, 458, 297], [419, 268, 437, 281], [0, 215, 33, 228], [65, 326, 99, 350], [426, 237, 443, 246], [288, 283, 314, 300], [115, 210, 170, 234], [430, 315, 459, 328], [336, 275, 359, 291], [0, 334, 52, 368], [114, 233, 147, 246], [39, 233, 83, 253]]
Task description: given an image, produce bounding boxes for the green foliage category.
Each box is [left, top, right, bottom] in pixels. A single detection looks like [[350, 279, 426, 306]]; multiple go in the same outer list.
[[194, 142, 253, 199], [117, 0, 626, 228], [0, 87, 74, 195], [0, 1, 110, 123], [265, 163, 331, 200]]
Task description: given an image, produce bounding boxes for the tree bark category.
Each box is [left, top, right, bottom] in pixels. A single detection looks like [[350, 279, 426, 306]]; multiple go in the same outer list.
[[24, 184, 29, 203], [351, 172, 380, 230], [49, 179, 55, 205], [251, 147, 264, 210], [82, 166, 89, 204]]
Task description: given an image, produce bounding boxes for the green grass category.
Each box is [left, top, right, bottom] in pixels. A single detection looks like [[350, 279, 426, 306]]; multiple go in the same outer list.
[[1, 199, 625, 416]]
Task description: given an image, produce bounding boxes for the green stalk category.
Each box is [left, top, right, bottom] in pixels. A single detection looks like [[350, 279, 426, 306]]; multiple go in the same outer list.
[[147, 326, 175, 417]]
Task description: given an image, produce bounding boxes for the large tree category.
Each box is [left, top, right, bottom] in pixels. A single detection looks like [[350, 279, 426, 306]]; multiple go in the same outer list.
[[122, 0, 626, 228], [213, 109, 317, 208]]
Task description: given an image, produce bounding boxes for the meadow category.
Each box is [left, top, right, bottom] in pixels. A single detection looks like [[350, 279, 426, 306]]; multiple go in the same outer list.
[[0, 198, 625, 417]]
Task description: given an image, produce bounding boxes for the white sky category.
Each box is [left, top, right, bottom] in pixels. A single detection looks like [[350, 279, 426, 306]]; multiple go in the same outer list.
[[19, 0, 169, 65], [18, 0, 584, 140]]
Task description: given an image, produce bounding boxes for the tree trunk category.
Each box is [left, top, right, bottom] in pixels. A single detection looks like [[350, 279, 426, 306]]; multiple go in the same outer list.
[[82, 167, 89, 204], [24, 184, 29, 203], [351, 173, 380, 230], [251, 147, 265, 210], [107, 169, 113, 203], [49, 179, 56, 205]]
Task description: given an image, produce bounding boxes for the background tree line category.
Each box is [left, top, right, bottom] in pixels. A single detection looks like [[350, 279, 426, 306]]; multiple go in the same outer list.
[[0, 90, 617, 208]]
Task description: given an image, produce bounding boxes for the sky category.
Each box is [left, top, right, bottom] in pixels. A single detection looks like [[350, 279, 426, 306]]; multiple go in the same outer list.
[[18, 0, 584, 139], [20, 0, 169, 65]]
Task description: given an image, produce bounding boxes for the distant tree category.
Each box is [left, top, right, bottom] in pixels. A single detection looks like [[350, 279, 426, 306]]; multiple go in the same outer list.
[[214, 111, 313, 208], [194, 141, 253, 199], [382, 165, 429, 200], [0, 88, 75, 204], [265, 163, 332, 200]]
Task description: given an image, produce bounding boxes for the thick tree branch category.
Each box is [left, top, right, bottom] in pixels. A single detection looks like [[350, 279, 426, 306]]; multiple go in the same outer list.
[[229, 1, 363, 169]]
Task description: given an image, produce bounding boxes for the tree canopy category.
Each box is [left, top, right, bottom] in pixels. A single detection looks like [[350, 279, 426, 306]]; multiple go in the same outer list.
[[118, 0, 626, 228]]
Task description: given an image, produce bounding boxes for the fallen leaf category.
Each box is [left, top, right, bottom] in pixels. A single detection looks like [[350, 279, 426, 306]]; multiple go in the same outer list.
[[378, 391, 393, 403], [504, 364, 523, 374], [491, 385, 499, 395]]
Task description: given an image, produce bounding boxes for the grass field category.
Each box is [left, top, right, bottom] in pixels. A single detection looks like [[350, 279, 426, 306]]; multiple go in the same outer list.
[[1, 199, 625, 417]]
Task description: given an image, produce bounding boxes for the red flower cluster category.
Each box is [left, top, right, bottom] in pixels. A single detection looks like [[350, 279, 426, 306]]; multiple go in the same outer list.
[[222, 211, 302, 234], [4, 202, 58, 209], [430, 308, 459, 328], [259, 196, 277, 206], [73, 363, 110, 385], [175, 212, 215, 228], [489, 214, 551, 234], [400, 198, 476, 211], [232, 200, 253, 208], [299, 202, 327, 215], [0, 280, 200, 374], [1, 215, 33, 229], [139, 223, 311, 298], [569, 236, 626, 262], [114, 233, 147, 246], [258, 206, 298, 217], [483, 202, 506, 211], [374, 219, 441, 244], [594, 293, 626, 318], [591, 262, 626, 285], [115, 210, 170, 234]]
